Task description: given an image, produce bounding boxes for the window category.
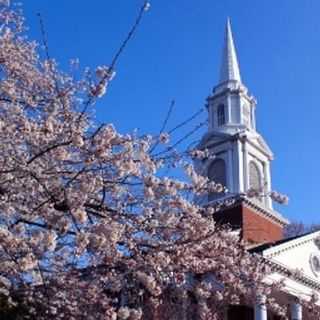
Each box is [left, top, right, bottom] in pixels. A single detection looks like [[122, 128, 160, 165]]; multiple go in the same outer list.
[[208, 159, 226, 201], [217, 104, 225, 126], [249, 161, 261, 191], [249, 161, 262, 202]]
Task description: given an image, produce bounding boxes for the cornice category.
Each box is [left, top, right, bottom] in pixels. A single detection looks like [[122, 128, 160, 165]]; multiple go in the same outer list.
[[208, 87, 255, 105], [238, 133, 273, 160], [208, 81, 256, 105], [212, 194, 289, 226], [263, 232, 320, 258], [199, 131, 273, 161], [262, 256, 320, 292], [241, 196, 289, 226]]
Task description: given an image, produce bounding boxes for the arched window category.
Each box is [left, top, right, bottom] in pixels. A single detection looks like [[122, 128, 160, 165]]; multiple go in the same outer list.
[[208, 159, 226, 201], [249, 161, 262, 202], [217, 104, 225, 126], [249, 161, 261, 191]]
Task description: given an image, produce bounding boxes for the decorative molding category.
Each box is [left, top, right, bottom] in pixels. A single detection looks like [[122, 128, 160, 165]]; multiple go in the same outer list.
[[263, 257, 320, 291], [241, 197, 288, 226], [200, 131, 273, 161], [208, 194, 288, 226], [263, 232, 320, 258], [310, 252, 320, 278], [314, 237, 320, 250]]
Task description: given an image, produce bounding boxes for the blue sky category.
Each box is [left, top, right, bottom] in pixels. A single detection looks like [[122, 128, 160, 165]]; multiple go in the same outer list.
[[23, 0, 320, 224]]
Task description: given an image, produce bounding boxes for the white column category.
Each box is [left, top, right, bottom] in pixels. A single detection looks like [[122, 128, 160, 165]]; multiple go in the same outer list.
[[227, 94, 232, 124], [236, 140, 244, 193], [239, 98, 244, 125], [262, 162, 270, 209], [242, 141, 249, 192], [264, 162, 273, 209], [251, 106, 256, 130], [254, 295, 267, 320], [290, 301, 302, 320], [227, 147, 233, 193]]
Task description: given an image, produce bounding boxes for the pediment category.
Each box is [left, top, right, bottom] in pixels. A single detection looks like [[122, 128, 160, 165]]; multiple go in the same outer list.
[[258, 231, 320, 282], [245, 132, 274, 159], [255, 135, 273, 158], [198, 130, 232, 148]]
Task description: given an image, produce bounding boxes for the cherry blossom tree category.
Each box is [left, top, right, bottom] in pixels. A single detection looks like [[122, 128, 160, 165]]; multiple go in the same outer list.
[[0, 1, 317, 319]]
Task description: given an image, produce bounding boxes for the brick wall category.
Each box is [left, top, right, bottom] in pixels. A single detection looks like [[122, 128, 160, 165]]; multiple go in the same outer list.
[[242, 206, 283, 244], [213, 202, 283, 245]]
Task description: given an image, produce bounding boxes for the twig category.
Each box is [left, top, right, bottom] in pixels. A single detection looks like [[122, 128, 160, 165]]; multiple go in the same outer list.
[[168, 108, 204, 135], [38, 12, 70, 120], [150, 99, 175, 153], [109, 1, 150, 71], [78, 1, 150, 121], [27, 140, 72, 165], [153, 121, 206, 157], [37, 13, 50, 61], [159, 99, 175, 135]]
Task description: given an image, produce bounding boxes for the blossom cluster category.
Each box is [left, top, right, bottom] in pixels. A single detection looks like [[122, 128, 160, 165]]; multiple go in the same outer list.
[[0, 2, 316, 320]]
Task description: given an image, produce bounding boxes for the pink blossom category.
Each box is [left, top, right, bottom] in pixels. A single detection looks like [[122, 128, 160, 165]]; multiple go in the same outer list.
[[159, 132, 170, 144]]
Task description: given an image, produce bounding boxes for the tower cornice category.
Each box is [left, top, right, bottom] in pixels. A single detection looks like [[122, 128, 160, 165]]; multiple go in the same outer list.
[[208, 84, 257, 106]]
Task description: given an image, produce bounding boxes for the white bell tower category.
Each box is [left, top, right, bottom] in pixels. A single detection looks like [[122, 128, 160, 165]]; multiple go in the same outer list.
[[195, 18, 288, 245], [208, 18, 257, 134], [198, 19, 274, 210]]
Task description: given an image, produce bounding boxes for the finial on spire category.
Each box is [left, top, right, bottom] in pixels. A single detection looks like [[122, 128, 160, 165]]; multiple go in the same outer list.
[[219, 18, 241, 83]]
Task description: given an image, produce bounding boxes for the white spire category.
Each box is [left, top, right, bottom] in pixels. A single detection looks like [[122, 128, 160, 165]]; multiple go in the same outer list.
[[219, 18, 241, 83]]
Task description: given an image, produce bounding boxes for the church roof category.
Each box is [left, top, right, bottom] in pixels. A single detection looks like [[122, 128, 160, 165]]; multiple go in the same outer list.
[[249, 231, 320, 296], [219, 18, 242, 83], [249, 232, 316, 254]]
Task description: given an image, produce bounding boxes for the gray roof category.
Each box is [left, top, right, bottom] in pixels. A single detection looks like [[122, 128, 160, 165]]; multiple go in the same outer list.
[[249, 231, 316, 254], [219, 18, 242, 83]]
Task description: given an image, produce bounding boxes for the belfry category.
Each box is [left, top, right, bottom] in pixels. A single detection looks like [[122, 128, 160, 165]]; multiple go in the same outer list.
[[194, 19, 320, 320], [197, 19, 288, 245]]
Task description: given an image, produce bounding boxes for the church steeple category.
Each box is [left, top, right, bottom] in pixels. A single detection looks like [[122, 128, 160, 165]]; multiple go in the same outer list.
[[206, 18, 256, 134], [201, 19, 271, 204], [195, 18, 288, 245], [219, 18, 241, 83]]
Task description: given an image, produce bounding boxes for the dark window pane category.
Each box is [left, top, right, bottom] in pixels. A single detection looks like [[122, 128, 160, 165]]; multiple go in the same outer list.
[[228, 305, 254, 320], [208, 159, 226, 201], [217, 104, 225, 126]]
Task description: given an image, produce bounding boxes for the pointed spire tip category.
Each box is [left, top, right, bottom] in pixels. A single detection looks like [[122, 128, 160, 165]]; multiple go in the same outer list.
[[219, 17, 242, 84]]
